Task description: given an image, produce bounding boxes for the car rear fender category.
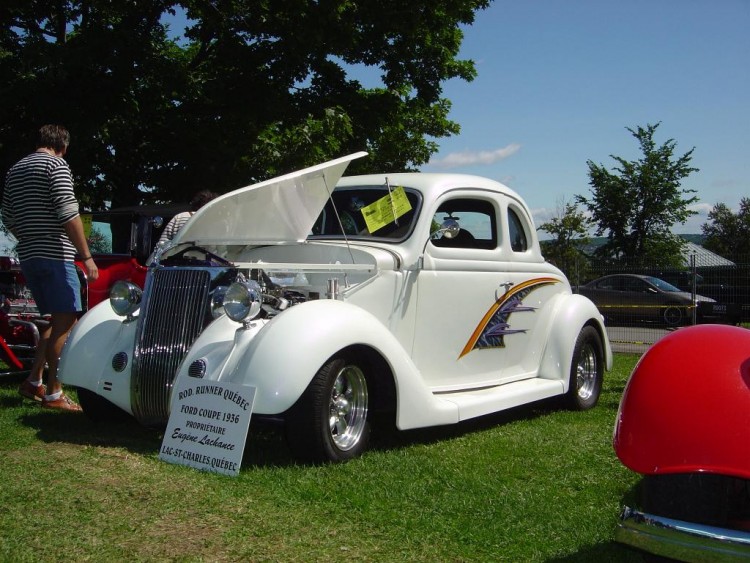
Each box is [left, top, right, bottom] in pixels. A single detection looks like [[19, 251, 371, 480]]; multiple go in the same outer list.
[[539, 293, 612, 387], [613, 324, 750, 479]]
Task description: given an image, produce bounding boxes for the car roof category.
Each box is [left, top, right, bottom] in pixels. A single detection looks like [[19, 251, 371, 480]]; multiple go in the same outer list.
[[336, 172, 526, 206]]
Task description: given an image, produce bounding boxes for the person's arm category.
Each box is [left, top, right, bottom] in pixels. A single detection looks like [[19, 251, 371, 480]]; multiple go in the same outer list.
[[64, 215, 99, 281]]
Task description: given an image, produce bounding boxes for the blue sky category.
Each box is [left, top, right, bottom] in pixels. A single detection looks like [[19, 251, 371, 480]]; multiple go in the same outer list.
[[423, 0, 749, 233], [2, 1, 745, 254]]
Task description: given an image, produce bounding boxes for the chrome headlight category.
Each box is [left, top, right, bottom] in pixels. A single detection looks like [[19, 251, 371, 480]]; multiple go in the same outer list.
[[210, 286, 229, 319], [223, 280, 262, 323], [110, 280, 142, 317]]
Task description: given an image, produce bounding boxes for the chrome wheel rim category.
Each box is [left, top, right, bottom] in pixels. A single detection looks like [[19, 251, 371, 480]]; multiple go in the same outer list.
[[576, 342, 598, 401], [329, 365, 368, 451]]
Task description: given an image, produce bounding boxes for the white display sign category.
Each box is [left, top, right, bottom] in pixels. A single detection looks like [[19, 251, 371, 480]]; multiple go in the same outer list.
[[159, 378, 255, 476]]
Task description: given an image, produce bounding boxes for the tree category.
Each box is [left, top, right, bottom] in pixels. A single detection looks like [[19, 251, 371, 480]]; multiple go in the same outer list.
[[538, 199, 591, 280], [576, 123, 699, 267], [0, 0, 490, 210], [701, 198, 750, 260]]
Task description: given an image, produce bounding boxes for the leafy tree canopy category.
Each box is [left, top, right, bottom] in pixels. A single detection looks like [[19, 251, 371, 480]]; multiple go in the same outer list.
[[538, 199, 591, 278], [701, 197, 750, 260], [576, 123, 699, 267], [0, 0, 489, 210]]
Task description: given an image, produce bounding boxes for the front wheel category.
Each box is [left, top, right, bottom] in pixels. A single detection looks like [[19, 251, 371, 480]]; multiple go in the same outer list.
[[285, 354, 370, 463], [566, 326, 603, 410]]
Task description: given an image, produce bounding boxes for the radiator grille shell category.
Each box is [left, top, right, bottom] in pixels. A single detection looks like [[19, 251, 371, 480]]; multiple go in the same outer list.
[[130, 266, 237, 426]]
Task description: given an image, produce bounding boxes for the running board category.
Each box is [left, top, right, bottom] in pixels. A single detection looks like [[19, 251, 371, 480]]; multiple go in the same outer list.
[[435, 378, 565, 421]]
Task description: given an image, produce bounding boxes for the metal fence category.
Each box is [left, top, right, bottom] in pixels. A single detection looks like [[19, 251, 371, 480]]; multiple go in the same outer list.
[[566, 255, 750, 354]]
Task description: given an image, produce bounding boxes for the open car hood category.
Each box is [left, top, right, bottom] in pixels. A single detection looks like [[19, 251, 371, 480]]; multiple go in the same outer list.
[[173, 152, 367, 246]]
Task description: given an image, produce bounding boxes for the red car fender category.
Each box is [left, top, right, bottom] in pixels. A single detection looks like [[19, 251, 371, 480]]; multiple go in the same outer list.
[[613, 324, 750, 479], [76, 255, 147, 309]]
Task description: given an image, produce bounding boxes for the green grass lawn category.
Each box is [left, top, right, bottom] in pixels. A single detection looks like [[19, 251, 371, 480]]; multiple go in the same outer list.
[[0, 355, 644, 562]]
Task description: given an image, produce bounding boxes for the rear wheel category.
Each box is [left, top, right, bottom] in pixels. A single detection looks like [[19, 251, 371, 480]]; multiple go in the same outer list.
[[566, 326, 603, 410], [285, 354, 370, 463]]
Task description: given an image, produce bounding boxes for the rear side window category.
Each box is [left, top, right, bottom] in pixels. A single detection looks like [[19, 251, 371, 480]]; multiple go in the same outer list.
[[598, 278, 621, 291], [508, 208, 529, 252]]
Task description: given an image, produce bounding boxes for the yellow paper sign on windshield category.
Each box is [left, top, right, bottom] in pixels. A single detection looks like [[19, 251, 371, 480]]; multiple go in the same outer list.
[[361, 187, 412, 233], [81, 214, 93, 238]]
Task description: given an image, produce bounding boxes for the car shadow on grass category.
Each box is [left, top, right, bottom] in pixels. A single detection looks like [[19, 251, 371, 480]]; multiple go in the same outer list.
[[3, 369, 605, 469], [545, 481, 644, 562], [240, 402, 553, 468], [0, 370, 161, 455], [545, 540, 643, 562], [368, 397, 563, 453], [20, 409, 164, 455]]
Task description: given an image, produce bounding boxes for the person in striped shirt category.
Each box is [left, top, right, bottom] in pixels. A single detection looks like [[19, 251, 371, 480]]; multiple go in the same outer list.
[[2, 124, 99, 411]]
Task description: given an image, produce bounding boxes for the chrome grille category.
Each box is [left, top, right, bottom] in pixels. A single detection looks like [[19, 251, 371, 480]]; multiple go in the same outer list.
[[130, 266, 236, 426]]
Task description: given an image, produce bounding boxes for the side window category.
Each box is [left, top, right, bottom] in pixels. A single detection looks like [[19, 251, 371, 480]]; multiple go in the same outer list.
[[624, 278, 648, 293], [508, 208, 529, 252], [432, 198, 497, 249]]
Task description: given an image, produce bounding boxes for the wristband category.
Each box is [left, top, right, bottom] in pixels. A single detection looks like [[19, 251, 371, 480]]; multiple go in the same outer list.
[[82, 255, 92, 261]]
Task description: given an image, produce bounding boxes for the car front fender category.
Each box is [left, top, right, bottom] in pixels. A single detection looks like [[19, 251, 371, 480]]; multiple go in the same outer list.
[[613, 324, 750, 479], [58, 300, 138, 414], [177, 299, 459, 426]]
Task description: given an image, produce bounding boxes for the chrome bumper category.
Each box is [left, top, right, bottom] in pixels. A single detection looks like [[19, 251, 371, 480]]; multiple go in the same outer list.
[[616, 506, 750, 562]]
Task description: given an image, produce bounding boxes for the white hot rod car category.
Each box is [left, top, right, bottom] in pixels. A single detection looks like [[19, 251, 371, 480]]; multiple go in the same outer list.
[[59, 152, 612, 462]]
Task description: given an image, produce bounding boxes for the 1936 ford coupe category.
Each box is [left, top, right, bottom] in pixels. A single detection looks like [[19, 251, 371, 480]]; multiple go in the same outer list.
[[59, 152, 611, 462]]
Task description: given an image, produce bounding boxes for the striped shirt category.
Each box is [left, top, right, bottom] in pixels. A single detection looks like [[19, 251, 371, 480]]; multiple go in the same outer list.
[[157, 211, 194, 246], [2, 152, 80, 261]]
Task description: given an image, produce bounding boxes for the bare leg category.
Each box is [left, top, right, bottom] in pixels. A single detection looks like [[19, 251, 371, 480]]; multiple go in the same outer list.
[[27, 325, 50, 384], [44, 312, 78, 396]]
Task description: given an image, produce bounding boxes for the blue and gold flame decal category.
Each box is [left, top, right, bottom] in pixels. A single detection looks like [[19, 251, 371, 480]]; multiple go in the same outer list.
[[459, 277, 560, 359]]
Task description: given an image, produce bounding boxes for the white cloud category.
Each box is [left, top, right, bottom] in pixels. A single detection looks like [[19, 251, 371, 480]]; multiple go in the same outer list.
[[428, 143, 521, 169], [672, 202, 711, 234], [530, 207, 556, 227]]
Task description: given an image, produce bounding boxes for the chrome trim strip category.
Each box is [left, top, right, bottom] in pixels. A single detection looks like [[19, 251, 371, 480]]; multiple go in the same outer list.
[[616, 506, 750, 562]]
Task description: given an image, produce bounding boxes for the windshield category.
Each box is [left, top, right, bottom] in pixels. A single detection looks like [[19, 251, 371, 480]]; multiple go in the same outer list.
[[646, 276, 682, 293], [309, 186, 422, 241]]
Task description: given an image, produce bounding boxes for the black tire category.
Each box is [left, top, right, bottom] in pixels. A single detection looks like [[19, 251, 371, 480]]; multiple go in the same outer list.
[[566, 325, 603, 410], [285, 354, 370, 463], [663, 306, 683, 327], [77, 387, 133, 423]]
